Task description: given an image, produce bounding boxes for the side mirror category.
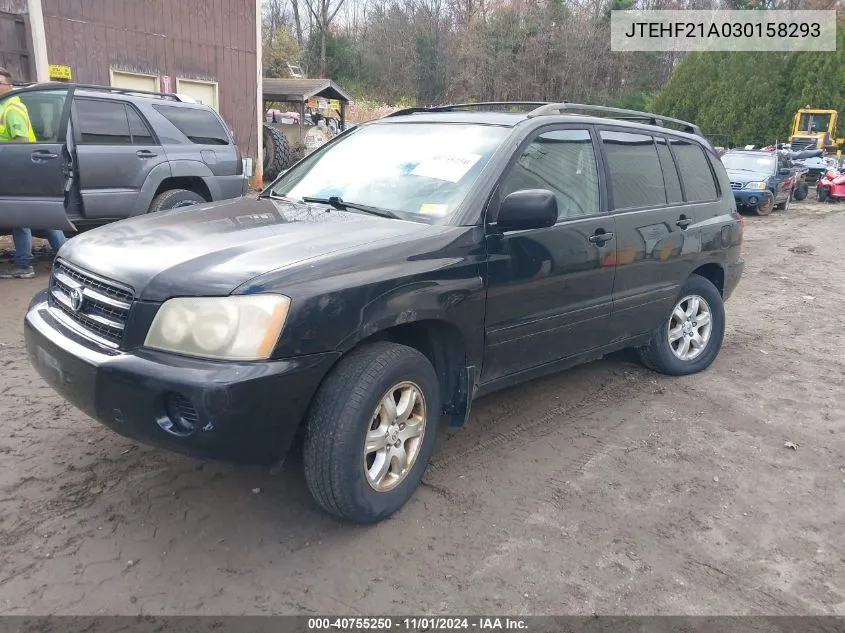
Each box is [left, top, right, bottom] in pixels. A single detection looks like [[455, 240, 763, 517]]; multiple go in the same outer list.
[[497, 189, 558, 232]]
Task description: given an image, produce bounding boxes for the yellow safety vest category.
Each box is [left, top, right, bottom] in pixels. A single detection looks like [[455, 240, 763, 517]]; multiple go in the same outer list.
[[0, 96, 37, 142]]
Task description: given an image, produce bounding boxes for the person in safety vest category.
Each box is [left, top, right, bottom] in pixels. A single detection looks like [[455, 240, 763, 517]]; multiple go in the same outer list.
[[0, 67, 67, 279]]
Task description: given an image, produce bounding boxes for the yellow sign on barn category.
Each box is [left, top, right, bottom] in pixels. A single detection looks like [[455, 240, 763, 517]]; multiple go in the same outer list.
[[48, 64, 72, 80]]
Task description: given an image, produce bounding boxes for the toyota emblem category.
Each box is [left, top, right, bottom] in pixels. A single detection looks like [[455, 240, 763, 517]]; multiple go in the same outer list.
[[69, 287, 84, 312]]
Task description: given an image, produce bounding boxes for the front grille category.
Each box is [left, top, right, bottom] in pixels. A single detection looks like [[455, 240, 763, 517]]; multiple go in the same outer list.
[[172, 394, 200, 431], [730, 182, 743, 190], [791, 138, 819, 152], [48, 260, 134, 347]]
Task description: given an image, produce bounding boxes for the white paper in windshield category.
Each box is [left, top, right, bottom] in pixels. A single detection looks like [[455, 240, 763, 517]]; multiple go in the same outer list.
[[411, 153, 482, 183]]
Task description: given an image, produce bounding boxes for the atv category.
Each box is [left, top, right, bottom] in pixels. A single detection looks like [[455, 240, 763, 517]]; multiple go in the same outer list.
[[817, 166, 845, 202]]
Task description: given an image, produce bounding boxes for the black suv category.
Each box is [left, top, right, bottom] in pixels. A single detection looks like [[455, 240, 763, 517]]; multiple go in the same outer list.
[[24, 103, 744, 523], [1, 83, 246, 233]]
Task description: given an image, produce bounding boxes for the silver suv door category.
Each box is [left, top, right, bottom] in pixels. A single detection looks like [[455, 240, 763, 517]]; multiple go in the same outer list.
[[0, 87, 75, 230], [71, 97, 168, 220]]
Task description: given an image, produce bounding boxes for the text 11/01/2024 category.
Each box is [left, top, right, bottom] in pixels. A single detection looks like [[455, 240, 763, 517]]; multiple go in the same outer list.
[[307, 617, 528, 630]]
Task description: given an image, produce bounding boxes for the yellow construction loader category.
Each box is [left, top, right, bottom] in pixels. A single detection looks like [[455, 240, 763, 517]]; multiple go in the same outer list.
[[789, 106, 844, 153]]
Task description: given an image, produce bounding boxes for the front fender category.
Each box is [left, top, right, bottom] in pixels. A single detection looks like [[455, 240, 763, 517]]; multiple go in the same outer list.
[[351, 276, 486, 357]]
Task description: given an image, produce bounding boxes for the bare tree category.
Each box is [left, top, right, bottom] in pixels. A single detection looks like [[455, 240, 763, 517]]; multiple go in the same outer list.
[[303, 0, 348, 76]]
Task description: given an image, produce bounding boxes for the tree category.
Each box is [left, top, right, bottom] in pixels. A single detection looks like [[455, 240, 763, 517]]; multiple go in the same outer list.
[[303, 0, 347, 77], [263, 28, 303, 78]]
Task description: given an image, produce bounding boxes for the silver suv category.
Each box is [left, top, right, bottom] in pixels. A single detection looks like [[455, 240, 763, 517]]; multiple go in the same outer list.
[[0, 83, 247, 232]]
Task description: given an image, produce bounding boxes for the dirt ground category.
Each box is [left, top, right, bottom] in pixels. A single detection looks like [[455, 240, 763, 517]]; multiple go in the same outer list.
[[0, 198, 843, 616]]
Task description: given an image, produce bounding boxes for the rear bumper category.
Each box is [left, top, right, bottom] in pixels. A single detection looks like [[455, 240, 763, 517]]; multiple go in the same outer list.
[[24, 292, 339, 463], [211, 174, 250, 201], [723, 257, 745, 301]]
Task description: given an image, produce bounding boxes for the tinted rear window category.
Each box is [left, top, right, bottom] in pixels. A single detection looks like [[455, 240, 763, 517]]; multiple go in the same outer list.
[[601, 131, 666, 209], [655, 137, 683, 203], [127, 106, 155, 145], [75, 99, 131, 145], [153, 105, 230, 145], [670, 139, 719, 201]]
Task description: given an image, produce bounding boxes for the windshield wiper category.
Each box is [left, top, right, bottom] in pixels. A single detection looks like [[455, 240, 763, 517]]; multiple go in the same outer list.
[[264, 191, 297, 202], [302, 196, 400, 219]]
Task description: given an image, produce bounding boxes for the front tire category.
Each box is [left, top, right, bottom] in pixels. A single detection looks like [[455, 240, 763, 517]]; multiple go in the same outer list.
[[775, 189, 792, 211], [818, 185, 829, 202], [754, 196, 774, 216], [303, 342, 440, 523], [637, 274, 725, 376], [793, 182, 808, 201]]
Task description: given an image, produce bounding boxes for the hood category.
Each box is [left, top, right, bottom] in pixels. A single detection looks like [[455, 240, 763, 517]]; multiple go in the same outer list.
[[59, 197, 431, 301], [725, 169, 771, 184]]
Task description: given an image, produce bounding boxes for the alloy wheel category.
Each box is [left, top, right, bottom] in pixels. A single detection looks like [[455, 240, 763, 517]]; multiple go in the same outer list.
[[363, 382, 427, 492], [668, 295, 713, 361]]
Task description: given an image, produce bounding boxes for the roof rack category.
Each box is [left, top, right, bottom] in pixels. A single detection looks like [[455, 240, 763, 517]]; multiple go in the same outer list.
[[13, 81, 182, 101], [386, 102, 551, 118], [527, 102, 703, 136]]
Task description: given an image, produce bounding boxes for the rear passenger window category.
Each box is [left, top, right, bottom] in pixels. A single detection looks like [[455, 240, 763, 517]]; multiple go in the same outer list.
[[601, 131, 665, 209], [655, 137, 683, 203], [75, 99, 131, 145], [153, 105, 230, 145], [670, 139, 719, 201], [127, 106, 155, 145], [500, 129, 600, 219]]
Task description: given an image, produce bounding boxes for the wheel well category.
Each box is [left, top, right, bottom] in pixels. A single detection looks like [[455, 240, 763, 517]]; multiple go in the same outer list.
[[154, 177, 211, 201], [692, 263, 725, 296], [352, 320, 467, 419]]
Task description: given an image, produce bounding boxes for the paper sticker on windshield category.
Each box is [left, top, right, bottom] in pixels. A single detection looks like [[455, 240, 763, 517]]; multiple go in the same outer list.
[[419, 203, 449, 216], [411, 153, 481, 182], [757, 158, 773, 164]]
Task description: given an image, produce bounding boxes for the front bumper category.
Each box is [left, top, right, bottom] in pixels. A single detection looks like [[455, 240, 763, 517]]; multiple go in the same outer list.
[[24, 292, 339, 464], [732, 189, 773, 208]]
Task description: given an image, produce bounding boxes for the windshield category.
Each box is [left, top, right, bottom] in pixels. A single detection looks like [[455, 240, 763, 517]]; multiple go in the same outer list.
[[721, 153, 774, 173], [798, 113, 831, 133], [269, 122, 510, 221]]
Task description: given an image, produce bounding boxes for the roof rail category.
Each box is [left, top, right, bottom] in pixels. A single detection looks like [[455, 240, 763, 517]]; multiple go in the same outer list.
[[385, 102, 552, 118], [13, 81, 182, 101], [527, 102, 703, 136]]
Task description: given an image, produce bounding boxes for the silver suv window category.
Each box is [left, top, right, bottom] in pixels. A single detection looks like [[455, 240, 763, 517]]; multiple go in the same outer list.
[[153, 104, 230, 145]]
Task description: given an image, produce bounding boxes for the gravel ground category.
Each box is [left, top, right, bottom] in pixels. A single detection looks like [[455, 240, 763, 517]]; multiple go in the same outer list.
[[0, 198, 843, 616]]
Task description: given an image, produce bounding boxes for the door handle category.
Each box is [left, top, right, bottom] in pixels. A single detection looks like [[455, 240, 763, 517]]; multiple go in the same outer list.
[[136, 150, 158, 158], [588, 231, 614, 245], [31, 150, 59, 162], [676, 216, 693, 229]]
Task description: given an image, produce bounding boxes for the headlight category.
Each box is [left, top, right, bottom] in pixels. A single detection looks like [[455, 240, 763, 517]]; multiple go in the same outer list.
[[743, 181, 768, 190], [145, 295, 291, 360]]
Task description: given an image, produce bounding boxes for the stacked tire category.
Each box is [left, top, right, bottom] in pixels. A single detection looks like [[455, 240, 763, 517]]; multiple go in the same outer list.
[[263, 125, 295, 182]]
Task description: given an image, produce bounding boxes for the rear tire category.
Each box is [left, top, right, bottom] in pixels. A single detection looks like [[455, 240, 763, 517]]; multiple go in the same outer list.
[[637, 274, 725, 376], [263, 125, 294, 182], [793, 182, 808, 201], [303, 342, 441, 524], [148, 189, 206, 212]]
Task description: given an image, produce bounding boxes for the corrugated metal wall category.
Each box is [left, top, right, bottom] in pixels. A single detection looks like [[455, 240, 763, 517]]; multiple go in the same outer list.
[[0, 0, 28, 13], [40, 0, 259, 164], [0, 0, 33, 82]]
